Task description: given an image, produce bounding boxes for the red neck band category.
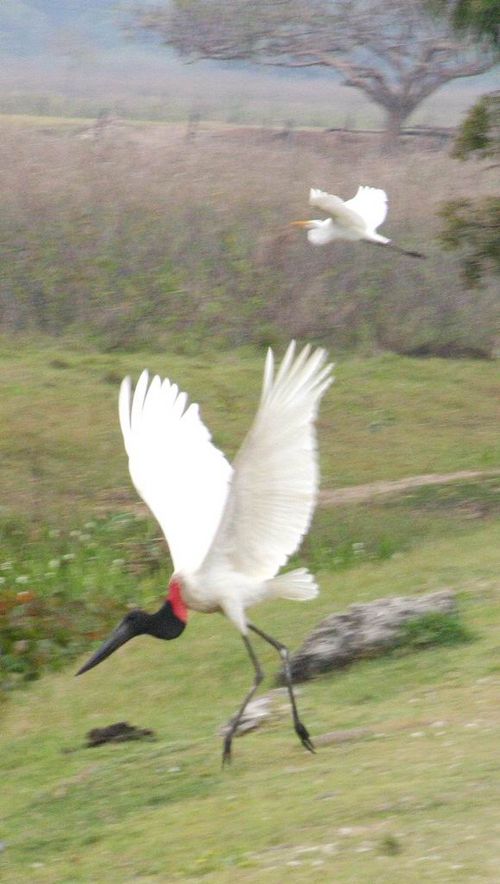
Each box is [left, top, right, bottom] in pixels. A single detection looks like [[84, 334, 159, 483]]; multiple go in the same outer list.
[[167, 578, 188, 623]]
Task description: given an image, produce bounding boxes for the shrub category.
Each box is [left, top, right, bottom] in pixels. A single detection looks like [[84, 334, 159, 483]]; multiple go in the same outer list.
[[0, 122, 497, 356], [396, 611, 474, 651]]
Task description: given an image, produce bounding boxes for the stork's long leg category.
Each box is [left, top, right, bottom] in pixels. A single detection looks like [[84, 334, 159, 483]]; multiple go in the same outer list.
[[248, 623, 315, 754], [222, 634, 263, 766]]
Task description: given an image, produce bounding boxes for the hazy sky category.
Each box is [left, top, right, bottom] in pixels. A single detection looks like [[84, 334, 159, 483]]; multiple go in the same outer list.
[[0, 0, 495, 125]]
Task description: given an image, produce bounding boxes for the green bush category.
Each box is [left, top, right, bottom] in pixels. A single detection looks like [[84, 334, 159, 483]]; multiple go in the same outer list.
[[396, 611, 474, 651], [0, 513, 171, 697]]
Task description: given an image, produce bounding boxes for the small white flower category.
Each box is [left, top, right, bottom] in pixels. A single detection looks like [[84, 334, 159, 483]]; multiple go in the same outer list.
[[62, 553, 75, 562], [84, 521, 96, 530], [15, 575, 29, 584], [0, 561, 12, 571], [0, 576, 5, 585], [48, 559, 60, 570], [79, 533, 91, 542]]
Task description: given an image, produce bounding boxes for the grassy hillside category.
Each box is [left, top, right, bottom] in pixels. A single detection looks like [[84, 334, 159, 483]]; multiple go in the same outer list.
[[0, 341, 498, 681], [0, 343, 499, 880], [1, 120, 497, 357], [0, 342, 498, 520], [0, 524, 499, 882]]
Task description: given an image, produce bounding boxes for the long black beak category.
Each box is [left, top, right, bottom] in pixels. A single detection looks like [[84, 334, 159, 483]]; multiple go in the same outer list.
[[76, 621, 134, 676]]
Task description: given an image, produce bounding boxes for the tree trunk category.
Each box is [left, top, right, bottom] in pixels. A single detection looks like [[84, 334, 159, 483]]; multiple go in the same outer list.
[[383, 105, 410, 150]]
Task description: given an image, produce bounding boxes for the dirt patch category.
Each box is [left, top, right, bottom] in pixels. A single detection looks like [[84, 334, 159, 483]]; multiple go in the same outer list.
[[98, 470, 499, 518], [319, 470, 500, 506]]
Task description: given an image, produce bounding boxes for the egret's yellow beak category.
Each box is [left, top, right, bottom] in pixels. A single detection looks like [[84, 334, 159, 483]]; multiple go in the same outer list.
[[290, 220, 311, 229]]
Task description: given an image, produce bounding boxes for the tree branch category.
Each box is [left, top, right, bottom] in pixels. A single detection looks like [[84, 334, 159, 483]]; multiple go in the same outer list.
[[127, 0, 498, 141]]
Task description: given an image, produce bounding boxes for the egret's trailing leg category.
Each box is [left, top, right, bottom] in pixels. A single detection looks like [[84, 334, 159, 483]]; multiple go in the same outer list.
[[373, 240, 427, 259]]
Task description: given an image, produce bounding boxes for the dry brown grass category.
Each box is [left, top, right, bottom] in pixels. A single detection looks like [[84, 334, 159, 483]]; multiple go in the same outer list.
[[0, 119, 497, 354]]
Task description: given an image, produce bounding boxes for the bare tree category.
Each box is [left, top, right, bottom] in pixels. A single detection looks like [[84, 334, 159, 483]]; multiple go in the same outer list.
[[129, 0, 496, 144]]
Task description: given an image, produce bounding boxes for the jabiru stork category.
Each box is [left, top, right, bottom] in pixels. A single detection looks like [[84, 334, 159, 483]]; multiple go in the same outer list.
[[77, 342, 333, 763]]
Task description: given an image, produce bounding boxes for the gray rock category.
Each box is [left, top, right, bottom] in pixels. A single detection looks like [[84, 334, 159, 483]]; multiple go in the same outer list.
[[219, 695, 274, 737], [280, 590, 457, 684]]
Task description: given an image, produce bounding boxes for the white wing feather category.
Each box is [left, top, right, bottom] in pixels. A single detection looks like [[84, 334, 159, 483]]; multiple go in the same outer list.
[[309, 187, 365, 231], [202, 342, 333, 581], [119, 371, 232, 574], [344, 185, 388, 233]]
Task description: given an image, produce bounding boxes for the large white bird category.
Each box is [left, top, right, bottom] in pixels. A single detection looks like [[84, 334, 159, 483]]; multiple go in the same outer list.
[[293, 186, 426, 258], [77, 342, 333, 763]]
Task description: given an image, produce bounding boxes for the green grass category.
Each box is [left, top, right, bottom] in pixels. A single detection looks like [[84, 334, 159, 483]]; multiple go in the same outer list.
[[0, 342, 498, 520], [0, 343, 499, 881], [302, 477, 500, 571], [0, 524, 499, 882], [2, 476, 498, 692], [0, 114, 97, 128], [395, 611, 474, 651]]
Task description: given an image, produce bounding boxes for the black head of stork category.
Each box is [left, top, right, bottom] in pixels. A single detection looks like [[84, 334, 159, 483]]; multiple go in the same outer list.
[[76, 600, 186, 676]]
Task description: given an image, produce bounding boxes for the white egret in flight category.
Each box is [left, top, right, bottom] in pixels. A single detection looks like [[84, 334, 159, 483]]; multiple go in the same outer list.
[[293, 186, 426, 258], [77, 342, 333, 764]]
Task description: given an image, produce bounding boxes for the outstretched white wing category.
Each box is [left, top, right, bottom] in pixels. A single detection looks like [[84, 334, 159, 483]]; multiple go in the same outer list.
[[119, 371, 232, 574], [344, 186, 388, 233], [202, 342, 333, 581], [309, 187, 365, 231]]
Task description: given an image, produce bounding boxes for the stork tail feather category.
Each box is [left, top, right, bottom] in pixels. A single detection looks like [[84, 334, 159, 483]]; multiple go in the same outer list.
[[267, 568, 318, 601]]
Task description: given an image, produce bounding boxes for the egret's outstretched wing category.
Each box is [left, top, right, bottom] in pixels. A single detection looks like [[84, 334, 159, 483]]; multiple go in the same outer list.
[[345, 186, 388, 233], [203, 343, 333, 581], [119, 372, 232, 574], [309, 187, 365, 230]]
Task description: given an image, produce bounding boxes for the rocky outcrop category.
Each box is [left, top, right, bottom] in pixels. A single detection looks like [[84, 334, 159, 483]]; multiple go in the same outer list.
[[280, 590, 457, 684]]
